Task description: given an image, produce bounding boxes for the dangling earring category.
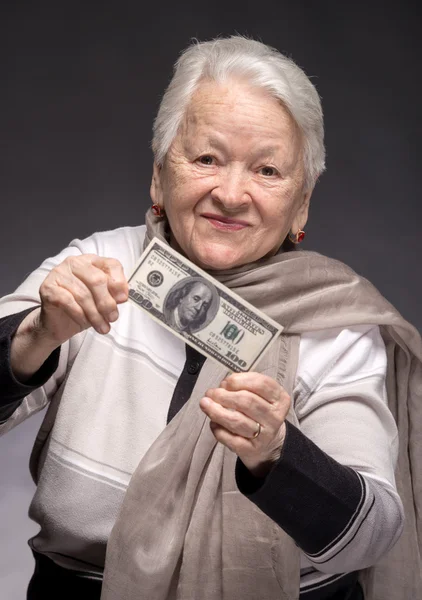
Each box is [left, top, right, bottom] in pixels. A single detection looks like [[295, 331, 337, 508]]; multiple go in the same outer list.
[[151, 204, 165, 218], [288, 229, 306, 244]]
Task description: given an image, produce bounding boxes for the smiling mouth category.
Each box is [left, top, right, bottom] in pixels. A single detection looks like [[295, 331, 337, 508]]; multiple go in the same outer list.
[[202, 213, 250, 231]]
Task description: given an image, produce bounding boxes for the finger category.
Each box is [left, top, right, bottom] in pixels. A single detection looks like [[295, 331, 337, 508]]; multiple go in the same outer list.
[[66, 259, 119, 323], [200, 396, 261, 439], [210, 420, 286, 477], [41, 285, 93, 332], [52, 270, 111, 334], [221, 372, 288, 405], [209, 421, 252, 454], [206, 387, 282, 428], [90, 256, 129, 303]]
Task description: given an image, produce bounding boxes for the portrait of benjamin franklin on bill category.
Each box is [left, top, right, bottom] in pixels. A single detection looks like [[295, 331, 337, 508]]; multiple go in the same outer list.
[[163, 277, 219, 334]]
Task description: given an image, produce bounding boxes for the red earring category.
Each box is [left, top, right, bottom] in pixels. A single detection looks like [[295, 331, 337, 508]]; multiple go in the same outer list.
[[288, 230, 306, 244], [151, 204, 165, 218]]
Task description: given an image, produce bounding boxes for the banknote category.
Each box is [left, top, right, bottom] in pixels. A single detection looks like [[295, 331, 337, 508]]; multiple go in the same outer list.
[[127, 238, 283, 372]]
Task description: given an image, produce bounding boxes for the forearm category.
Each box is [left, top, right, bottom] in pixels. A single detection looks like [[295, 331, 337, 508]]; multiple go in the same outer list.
[[10, 308, 59, 382], [0, 309, 61, 422], [236, 422, 403, 573], [304, 472, 403, 573]]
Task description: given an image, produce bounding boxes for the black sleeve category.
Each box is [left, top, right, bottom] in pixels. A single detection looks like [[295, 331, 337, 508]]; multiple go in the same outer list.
[[0, 308, 61, 422], [235, 420, 363, 555]]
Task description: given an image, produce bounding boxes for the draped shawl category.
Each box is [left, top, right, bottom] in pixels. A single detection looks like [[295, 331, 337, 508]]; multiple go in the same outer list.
[[101, 211, 422, 600]]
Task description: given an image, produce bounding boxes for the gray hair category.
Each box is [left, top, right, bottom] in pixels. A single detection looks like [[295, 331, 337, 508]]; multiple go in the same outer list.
[[152, 35, 326, 191]]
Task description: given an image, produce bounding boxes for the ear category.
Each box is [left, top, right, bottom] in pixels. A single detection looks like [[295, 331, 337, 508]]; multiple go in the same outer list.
[[150, 162, 164, 206], [291, 189, 312, 233]]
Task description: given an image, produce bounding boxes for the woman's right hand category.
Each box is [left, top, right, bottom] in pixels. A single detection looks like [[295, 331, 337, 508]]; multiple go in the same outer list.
[[37, 254, 129, 346], [10, 254, 128, 382]]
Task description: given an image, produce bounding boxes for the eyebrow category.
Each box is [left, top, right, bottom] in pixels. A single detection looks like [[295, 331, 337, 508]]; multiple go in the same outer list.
[[252, 145, 283, 158], [202, 136, 283, 159]]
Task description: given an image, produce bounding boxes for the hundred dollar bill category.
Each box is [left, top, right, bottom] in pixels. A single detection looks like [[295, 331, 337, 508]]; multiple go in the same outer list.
[[127, 237, 283, 373]]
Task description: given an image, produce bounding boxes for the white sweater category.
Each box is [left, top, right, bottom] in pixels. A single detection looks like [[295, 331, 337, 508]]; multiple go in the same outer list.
[[0, 225, 403, 596]]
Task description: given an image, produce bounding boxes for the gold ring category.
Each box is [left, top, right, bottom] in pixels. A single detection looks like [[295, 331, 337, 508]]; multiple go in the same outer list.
[[252, 422, 261, 439]]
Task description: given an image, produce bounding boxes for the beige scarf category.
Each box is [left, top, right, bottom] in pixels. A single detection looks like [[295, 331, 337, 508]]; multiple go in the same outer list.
[[101, 211, 422, 600]]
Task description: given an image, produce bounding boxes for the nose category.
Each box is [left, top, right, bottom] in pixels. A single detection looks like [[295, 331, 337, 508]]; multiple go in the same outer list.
[[210, 164, 250, 211]]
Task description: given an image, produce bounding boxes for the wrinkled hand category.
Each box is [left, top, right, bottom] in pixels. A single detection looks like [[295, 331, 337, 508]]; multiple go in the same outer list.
[[199, 373, 291, 477], [38, 254, 128, 346]]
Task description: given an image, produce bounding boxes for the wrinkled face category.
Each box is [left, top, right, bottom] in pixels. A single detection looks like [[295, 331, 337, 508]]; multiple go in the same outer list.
[[151, 78, 312, 270], [178, 282, 213, 325]]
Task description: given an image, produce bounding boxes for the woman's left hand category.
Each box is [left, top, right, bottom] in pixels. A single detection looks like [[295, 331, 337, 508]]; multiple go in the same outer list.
[[199, 372, 291, 478]]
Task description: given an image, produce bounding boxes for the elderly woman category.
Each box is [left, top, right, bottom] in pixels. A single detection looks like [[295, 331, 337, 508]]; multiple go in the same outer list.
[[0, 37, 421, 600]]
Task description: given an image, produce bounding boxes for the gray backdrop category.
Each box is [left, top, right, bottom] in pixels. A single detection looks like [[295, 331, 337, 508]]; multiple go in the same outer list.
[[1, 1, 421, 598]]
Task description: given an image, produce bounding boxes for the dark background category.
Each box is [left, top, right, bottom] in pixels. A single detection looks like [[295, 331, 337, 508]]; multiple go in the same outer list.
[[1, 1, 421, 597]]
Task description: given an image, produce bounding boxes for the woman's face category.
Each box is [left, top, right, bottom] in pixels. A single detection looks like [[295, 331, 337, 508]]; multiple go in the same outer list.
[[151, 78, 312, 270]]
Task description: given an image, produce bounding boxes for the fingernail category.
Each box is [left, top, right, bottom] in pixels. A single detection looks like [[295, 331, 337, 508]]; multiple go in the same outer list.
[[116, 292, 127, 302], [100, 324, 110, 334], [109, 310, 119, 322]]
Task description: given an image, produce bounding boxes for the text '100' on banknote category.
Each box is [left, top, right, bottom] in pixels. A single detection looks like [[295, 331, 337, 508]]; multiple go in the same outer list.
[[127, 238, 282, 372]]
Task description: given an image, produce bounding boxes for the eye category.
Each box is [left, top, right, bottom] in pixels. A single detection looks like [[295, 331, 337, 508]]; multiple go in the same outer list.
[[259, 166, 278, 177], [198, 155, 214, 165]]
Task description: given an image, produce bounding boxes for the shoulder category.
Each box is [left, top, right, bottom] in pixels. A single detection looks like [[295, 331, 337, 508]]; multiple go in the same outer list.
[[269, 250, 402, 335], [297, 324, 387, 400], [278, 249, 364, 284], [272, 249, 379, 311]]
